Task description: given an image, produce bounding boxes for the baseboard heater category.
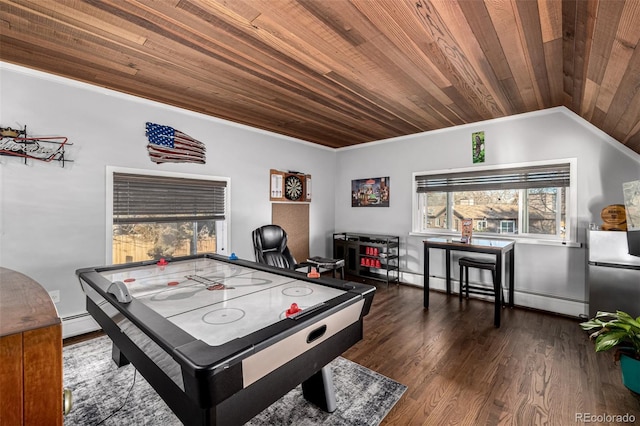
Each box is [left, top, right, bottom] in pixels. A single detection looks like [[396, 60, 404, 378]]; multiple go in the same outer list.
[[61, 312, 101, 339]]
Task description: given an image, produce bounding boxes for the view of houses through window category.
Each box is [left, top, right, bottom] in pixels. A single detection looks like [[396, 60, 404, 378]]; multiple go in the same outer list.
[[420, 187, 566, 239], [415, 159, 573, 241]]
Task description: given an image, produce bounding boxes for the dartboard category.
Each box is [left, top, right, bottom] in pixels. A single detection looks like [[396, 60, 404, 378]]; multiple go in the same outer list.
[[285, 175, 303, 201]]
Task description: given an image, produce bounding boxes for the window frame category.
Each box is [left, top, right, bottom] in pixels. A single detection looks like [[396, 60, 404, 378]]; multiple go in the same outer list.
[[412, 158, 578, 245], [106, 166, 230, 264], [500, 220, 516, 234]]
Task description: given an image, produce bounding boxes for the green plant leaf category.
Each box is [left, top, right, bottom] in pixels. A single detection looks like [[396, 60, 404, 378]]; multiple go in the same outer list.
[[581, 310, 640, 356], [580, 318, 606, 330], [594, 329, 628, 352], [615, 311, 640, 330], [594, 311, 617, 319]]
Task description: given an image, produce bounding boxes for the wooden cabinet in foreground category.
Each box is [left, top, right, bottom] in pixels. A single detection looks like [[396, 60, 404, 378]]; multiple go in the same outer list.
[[0, 267, 64, 426]]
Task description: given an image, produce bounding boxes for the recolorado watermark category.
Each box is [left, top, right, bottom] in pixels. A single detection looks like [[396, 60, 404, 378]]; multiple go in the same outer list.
[[576, 412, 636, 423]]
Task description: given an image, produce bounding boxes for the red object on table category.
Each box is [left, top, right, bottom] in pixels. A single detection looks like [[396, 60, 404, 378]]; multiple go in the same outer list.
[[307, 267, 320, 278], [157, 258, 169, 266], [286, 303, 301, 317]]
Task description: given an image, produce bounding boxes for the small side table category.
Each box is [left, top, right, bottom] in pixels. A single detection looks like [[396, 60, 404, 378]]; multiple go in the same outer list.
[[306, 257, 345, 279]]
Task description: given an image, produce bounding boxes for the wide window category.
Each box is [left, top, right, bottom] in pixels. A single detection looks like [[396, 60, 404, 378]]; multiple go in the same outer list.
[[413, 160, 576, 242], [108, 168, 229, 264]]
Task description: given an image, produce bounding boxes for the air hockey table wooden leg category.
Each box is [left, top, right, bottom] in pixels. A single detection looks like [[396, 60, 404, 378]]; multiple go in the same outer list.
[[301, 365, 337, 412]]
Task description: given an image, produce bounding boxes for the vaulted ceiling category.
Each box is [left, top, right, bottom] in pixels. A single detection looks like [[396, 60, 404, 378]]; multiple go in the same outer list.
[[1, 0, 640, 154]]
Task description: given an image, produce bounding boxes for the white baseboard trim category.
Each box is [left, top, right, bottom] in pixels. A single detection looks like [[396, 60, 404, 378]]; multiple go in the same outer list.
[[62, 313, 101, 339], [400, 271, 587, 318]]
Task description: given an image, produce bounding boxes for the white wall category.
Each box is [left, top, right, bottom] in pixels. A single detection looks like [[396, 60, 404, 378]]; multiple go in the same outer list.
[[0, 63, 336, 332], [3, 62, 639, 333], [334, 108, 640, 316]]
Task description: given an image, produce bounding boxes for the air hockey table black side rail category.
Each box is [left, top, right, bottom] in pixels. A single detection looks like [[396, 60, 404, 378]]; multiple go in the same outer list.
[[76, 254, 375, 426]]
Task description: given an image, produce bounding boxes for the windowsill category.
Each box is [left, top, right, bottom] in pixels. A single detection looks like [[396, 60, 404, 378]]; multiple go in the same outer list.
[[408, 231, 582, 248]]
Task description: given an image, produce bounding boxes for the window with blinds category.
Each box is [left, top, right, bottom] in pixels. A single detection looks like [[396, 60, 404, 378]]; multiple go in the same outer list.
[[413, 160, 575, 241], [110, 170, 228, 264], [113, 173, 226, 223], [415, 163, 571, 193]]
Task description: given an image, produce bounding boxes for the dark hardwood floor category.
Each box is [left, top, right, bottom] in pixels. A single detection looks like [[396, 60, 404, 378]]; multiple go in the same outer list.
[[63, 279, 639, 424], [342, 282, 640, 425]]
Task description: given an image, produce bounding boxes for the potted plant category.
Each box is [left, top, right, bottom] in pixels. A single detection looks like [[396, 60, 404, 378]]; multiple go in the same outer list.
[[580, 310, 640, 394]]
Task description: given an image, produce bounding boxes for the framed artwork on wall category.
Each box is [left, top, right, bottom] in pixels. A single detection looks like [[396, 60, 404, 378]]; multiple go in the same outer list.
[[472, 131, 485, 163], [351, 176, 390, 207]]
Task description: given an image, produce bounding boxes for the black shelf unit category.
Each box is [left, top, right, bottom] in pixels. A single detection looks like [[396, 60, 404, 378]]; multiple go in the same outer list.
[[333, 232, 399, 286]]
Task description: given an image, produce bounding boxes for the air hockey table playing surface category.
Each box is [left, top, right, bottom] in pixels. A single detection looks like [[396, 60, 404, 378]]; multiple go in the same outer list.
[[101, 257, 347, 346], [76, 254, 375, 426]]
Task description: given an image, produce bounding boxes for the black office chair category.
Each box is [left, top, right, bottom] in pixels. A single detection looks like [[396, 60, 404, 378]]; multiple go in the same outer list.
[[252, 224, 299, 270]]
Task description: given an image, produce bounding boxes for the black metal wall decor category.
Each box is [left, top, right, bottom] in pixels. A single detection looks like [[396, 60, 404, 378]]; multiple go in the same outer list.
[[0, 126, 73, 167]]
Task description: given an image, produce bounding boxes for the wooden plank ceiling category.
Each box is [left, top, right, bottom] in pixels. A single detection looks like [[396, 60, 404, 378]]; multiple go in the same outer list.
[[1, 0, 640, 154]]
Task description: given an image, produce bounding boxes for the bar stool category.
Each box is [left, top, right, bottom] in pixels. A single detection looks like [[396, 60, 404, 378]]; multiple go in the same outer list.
[[458, 257, 502, 327]]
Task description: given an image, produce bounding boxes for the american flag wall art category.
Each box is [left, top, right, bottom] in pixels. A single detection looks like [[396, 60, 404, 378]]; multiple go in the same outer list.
[[145, 122, 206, 164]]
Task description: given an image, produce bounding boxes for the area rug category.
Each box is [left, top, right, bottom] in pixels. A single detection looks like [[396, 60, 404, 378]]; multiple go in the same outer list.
[[63, 336, 406, 425]]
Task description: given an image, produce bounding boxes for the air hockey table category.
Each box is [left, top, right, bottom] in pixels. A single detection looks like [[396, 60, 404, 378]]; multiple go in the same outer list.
[[76, 254, 375, 425]]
